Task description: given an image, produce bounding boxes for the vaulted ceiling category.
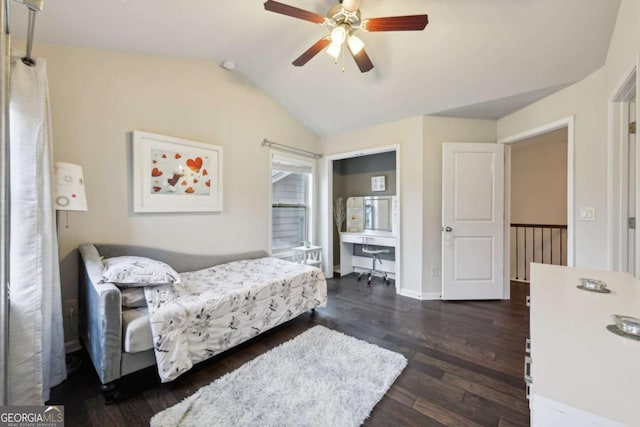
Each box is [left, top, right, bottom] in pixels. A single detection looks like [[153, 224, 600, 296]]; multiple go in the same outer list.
[[9, 0, 621, 136]]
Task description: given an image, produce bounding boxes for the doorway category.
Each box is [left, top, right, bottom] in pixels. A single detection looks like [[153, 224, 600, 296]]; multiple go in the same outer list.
[[499, 117, 576, 298], [626, 101, 636, 275], [609, 62, 638, 275], [508, 128, 569, 284]]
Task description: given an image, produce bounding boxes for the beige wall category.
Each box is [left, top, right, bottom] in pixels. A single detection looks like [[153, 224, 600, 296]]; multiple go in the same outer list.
[[499, 69, 607, 268], [510, 128, 568, 224], [40, 43, 318, 347], [422, 117, 497, 296], [497, 0, 640, 269]]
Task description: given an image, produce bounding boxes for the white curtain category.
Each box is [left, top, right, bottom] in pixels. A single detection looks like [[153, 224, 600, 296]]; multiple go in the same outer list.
[[8, 56, 66, 404]]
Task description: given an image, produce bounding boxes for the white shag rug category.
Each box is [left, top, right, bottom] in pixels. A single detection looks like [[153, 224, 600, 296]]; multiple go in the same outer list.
[[150, 325, 407, 427]]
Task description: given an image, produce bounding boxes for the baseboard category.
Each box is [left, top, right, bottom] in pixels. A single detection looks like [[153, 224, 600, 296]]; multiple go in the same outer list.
[[397, 288, 422, 300], [398, 289, 441, 300], [65, 340, 82, 354]]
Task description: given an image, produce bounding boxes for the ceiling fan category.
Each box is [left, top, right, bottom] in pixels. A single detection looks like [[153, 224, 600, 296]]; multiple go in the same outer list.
[[263, 0, 429, 73]]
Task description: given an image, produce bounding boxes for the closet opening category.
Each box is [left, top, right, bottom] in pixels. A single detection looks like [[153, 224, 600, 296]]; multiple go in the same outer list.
[[324, 146, 401, 292]]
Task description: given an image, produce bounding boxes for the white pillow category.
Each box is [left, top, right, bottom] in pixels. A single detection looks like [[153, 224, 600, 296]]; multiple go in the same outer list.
[[121, 288, 147, 307], [101, 256, 180, 287]]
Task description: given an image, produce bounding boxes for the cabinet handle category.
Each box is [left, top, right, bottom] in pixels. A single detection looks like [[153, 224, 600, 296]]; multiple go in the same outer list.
[[526, 296, 531, 307], [525, 382, 531, 400], [524, 355, 532, 383], [525, 338, 531, 354]]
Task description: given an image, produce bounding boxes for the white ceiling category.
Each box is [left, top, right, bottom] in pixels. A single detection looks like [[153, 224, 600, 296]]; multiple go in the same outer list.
[[9, 0, 621, 136]]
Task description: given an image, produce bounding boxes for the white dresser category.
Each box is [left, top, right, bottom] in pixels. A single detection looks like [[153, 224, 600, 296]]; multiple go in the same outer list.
[[529, 264, 640, 427]]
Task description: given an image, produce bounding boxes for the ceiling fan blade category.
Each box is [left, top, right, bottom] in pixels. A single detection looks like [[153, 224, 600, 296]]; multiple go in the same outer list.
[[293, 38, 332, 67], [263, 0, 326, 24], [348, 45, 374, 73], [362, 15, 429, 32], [342, 0, 363, 12]]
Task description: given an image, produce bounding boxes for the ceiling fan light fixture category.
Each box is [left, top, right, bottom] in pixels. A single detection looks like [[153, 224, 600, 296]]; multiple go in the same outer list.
[[326, 41, 342, 59], [331, 25, 348, 45], [347, 35, 364, 54], [263, 0, 430, 73]]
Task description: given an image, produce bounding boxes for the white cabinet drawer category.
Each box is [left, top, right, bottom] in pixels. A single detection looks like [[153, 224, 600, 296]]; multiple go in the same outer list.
[[340, 233, 395, 247]]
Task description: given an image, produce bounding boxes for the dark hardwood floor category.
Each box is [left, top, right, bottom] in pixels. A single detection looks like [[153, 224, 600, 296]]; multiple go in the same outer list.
[[50, 276, 530, 426]]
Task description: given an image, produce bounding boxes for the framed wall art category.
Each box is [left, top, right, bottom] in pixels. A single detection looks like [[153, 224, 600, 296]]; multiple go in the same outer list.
[[371, 175, 386, 192], [132, 131, 223, 212]]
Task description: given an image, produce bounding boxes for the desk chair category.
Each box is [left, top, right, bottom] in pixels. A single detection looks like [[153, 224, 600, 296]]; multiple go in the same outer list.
[[357, 245, 391, 285]]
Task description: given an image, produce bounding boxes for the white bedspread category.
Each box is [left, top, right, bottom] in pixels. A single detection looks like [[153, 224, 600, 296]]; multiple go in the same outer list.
[[144, 257, 327, 382]]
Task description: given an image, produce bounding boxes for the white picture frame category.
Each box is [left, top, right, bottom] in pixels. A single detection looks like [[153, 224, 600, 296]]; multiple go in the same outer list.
[[371, 175, 386, 192], [133, 131, 223, 212]]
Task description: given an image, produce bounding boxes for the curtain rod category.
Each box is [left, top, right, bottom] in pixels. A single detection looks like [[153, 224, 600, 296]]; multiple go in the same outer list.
[[262, 139, 322, 159], [12, 0, 43, 66]]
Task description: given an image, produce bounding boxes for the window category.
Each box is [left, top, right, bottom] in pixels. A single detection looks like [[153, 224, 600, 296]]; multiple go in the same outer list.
[[271, 154, 314, 254]]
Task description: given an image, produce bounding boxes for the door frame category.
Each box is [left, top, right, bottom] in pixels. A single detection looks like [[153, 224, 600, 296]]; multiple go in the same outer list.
[[607, 56, 639, 274], [498, 116, 576, 298], [322, 144, 401, 292]]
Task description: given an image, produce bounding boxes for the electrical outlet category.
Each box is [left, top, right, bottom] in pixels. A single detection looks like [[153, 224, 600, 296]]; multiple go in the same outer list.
[[430, 266, 439, 277], [64, 299, 78, 317]]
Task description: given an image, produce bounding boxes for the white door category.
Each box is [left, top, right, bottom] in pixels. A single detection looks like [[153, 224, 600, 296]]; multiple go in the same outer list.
[[442, 143, 505, 300]]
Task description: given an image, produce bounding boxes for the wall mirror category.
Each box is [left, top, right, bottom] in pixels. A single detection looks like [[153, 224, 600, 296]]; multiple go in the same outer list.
[[364, 196, 392, 232]]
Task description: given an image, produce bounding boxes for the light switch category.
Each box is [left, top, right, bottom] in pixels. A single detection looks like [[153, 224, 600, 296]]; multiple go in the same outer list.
[[579, 207, 596, 221]]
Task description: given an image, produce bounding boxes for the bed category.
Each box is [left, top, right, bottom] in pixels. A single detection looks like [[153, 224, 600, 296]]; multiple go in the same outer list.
[[78, 244, 328, 401]]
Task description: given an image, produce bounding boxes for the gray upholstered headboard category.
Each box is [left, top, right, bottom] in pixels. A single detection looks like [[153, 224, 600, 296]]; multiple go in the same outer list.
[[93, 244, 269, 273]]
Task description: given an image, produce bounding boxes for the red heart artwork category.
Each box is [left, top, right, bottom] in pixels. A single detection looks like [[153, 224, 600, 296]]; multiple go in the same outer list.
[[181, 180, 187, 186], [153, 187, 161, 193], [185, 187, 195, 194], [161, 154, 167, 159], [186, 157, 203, 173], [205, 180, 211, 187], [193, 179, 199, 184], [152, 160, 157, 164], [151, 168, 163, 177], [202, 169, 208, 176], [175, 153, 182, 159]]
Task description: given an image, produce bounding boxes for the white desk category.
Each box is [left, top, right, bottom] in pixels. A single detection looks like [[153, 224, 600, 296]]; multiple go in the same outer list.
[[339, 232, 396, 278], [292, 245, 322, 267], [529, 264, 640, 426]]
